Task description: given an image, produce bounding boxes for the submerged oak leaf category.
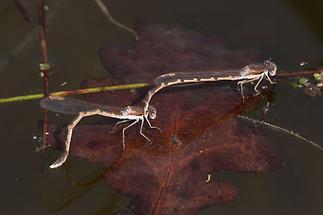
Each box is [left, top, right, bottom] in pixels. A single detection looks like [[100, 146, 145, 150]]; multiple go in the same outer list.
[[47, 23, 280, 214]]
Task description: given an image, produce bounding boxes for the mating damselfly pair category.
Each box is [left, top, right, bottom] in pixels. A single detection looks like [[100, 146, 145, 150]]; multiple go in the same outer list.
[[41, 60, 277, 168]]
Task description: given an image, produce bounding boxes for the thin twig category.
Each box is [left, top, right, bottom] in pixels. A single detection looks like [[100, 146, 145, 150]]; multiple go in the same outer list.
[[238, 115, 323, 151], [14, 0, 33, 22], [94, 0, 139, 40]]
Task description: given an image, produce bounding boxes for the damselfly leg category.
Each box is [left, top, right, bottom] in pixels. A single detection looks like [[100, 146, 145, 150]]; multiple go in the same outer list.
[[139, 118, 152, 143], [253, 73, 265, 94], [144, 115, 162, 132], [265, 72, 276, 84], [238, 73, 266, 102], [122, 119, 140, 150], [109, 119, 132, 133]]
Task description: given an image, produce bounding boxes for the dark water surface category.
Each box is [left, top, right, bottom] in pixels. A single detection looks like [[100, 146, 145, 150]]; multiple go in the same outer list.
[[0, 0, 322, 214]]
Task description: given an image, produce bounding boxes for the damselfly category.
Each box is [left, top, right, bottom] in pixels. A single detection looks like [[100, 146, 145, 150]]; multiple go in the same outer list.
[[40, 96, 157, 168], [141, 60, 277, 114]]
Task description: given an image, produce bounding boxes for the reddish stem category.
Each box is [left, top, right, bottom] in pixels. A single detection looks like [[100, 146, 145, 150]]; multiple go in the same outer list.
[[276, 69, 323, 77], [38, 0, 50, 149]]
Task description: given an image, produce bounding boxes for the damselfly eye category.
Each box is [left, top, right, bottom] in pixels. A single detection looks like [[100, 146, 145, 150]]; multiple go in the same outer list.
[[148, 106, 157, 119], [264, 60, 277, 76]]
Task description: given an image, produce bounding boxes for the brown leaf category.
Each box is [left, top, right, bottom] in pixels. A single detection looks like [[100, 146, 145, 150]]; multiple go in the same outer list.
[[47, 22, 280, 214]]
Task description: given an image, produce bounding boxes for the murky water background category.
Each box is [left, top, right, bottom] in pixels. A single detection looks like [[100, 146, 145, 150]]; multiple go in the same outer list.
[[0, 0, 322, 214]]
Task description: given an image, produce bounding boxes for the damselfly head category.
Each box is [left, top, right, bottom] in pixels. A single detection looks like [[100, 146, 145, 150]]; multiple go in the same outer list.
[[264, 60, 277, 76], [147, 106, 157, 119]]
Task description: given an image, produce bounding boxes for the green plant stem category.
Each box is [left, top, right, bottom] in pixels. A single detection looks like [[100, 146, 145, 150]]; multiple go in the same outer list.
[[0, 83, 149, 104]]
